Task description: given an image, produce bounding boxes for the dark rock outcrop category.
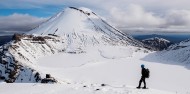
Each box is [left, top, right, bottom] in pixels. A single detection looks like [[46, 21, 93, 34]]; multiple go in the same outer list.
[[142, 37, 172, 51]]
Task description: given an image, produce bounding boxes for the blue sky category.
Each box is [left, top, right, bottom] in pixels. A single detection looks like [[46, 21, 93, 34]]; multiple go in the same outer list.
[[0, 5, 64, 17], [1, 0, 190, 35]]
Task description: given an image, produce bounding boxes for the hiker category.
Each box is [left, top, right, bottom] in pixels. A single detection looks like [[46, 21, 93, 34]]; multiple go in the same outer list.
[[137, 64, 149, 89]]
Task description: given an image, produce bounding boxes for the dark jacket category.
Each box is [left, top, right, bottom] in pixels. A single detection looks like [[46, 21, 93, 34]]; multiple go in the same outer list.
[[141, 68, 146, 77]]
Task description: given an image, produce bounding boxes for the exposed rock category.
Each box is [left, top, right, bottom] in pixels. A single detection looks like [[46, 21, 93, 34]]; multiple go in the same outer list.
[[142, 37, 172, 51], [0, 35, 62, 83]]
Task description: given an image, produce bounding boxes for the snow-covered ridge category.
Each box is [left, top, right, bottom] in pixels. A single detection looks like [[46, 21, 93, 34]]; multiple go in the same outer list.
[[167, 39, 190, 50], [0, 34, 63, 82], [142, 37, 170, 43]]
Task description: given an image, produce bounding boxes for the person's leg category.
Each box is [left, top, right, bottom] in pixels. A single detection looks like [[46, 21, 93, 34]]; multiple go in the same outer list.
[[142, 77, 146, 88], [137, 77, 143, 88]]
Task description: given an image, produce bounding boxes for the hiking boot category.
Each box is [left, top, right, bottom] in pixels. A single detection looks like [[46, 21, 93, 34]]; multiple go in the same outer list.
[[142, 87, 146, 89], [136, 87, 141, 89]]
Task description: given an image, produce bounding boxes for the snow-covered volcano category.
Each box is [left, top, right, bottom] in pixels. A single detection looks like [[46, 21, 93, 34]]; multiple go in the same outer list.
[[28, 7, 143, 48]]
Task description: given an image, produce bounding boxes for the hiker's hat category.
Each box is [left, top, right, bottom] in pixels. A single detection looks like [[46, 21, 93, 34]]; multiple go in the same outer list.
[[141, 64, 145, 68]]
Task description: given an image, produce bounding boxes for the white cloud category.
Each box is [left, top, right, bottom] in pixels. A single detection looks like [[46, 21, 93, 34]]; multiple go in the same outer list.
[[1, 0, 190, 33], [109, 4, 166, 28], [107, 4, 190, 32], [166, 10, 190, 26], [0, 13, 47, 35]]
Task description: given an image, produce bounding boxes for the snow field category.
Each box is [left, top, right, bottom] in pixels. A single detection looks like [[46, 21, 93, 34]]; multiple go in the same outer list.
[[34, 46, 190, 94], [0, 83, 175, 94]]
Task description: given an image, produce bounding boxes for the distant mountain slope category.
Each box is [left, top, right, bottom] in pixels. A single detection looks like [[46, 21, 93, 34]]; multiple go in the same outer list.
[[0, 35, 12, 46], [158, 39, 190, 64], [132, 33, 190, 44], [142, 37, 172, 51]]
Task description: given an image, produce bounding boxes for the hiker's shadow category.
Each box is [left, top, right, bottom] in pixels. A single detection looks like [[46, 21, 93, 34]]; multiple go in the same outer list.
[[141, 51, 190, 70]]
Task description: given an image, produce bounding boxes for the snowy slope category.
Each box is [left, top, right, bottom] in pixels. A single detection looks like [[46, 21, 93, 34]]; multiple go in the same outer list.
[[157, 39, 190, 64]]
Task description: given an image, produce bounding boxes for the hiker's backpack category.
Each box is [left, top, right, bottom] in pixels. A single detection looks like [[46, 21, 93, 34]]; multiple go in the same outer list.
[[145, 68, 150, 78]]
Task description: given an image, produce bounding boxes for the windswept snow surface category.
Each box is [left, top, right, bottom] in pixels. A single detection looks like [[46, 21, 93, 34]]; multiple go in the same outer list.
[[0, 83, 174, 94]]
